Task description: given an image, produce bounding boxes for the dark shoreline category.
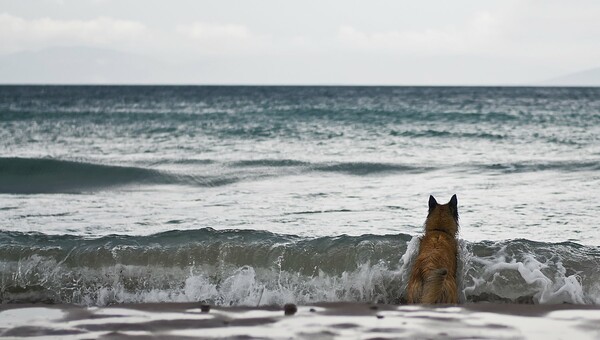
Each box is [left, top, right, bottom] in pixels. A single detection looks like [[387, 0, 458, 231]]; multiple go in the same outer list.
[[3, 301, 599, 313]]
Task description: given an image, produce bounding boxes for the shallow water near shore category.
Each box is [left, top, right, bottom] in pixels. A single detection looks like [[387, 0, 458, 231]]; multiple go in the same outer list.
[[1, 302, 599, 339], [1, 229, 598, 306]]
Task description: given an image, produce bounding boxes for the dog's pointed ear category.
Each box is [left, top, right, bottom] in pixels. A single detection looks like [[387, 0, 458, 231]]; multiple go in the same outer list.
[[449, 194, 458, 210], [428, 195, 438, 212]]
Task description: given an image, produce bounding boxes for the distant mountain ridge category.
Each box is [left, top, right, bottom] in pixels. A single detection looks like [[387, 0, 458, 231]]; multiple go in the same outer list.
[[1, 46, 599, 86], [542, 67, 600, 87]]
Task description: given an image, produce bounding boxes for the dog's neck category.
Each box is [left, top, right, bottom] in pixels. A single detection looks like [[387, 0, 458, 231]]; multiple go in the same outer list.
[[426, 227, 456, 237]]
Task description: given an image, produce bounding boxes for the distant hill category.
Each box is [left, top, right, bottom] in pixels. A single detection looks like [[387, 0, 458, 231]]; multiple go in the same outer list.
[[542, 67, 600, 87], [0, 47, 172, 84], [2, 46, 599, 86]]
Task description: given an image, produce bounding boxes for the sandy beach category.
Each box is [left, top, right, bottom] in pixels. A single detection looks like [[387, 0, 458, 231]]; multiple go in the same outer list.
[[1, 302, 599, 339]]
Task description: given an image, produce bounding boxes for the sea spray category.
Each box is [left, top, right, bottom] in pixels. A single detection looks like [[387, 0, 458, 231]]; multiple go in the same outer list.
[[463, 241, 596, 304], [1, 229, 598, 306]]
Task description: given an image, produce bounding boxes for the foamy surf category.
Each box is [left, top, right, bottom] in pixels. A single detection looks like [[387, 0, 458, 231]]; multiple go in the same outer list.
[[1, 229, 598, 306]]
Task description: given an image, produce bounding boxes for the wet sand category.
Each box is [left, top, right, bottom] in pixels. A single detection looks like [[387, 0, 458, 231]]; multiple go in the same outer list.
[[1, 302, 599, 339]]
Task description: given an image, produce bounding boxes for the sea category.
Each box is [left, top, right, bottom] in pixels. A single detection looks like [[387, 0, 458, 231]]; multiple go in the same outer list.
[[1, 85, 599, 307]]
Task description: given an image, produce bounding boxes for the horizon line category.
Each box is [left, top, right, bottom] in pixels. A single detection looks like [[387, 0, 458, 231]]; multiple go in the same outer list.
[[1, 83, 599, 88]]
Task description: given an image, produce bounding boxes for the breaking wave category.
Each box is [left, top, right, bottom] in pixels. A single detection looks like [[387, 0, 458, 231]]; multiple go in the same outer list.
[[1, 228, 598, 306]]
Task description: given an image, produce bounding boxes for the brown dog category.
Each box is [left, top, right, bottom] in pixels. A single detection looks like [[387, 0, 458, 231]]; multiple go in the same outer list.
[[407, 195, 459, 304]]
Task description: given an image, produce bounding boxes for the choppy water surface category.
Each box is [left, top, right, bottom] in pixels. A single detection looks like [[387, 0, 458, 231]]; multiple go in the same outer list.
[[1, 86, 599, 305]]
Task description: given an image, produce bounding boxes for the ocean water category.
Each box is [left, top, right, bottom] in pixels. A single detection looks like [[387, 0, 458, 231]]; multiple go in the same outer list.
[[0, 86, 599, 306]]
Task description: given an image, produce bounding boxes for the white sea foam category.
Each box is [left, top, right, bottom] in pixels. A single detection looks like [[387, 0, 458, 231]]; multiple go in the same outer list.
[[1, 229, 599, 306], [464, 245, 588, 304]]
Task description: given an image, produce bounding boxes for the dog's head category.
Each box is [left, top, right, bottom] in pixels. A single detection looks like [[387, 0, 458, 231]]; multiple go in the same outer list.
[[425, 194, 459, 235]]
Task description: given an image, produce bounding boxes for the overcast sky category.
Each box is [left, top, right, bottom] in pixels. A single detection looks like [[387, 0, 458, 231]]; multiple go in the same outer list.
[[1, 0, 599, 85]]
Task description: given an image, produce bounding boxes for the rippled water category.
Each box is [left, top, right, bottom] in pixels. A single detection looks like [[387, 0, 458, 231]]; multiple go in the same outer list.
[[1, 86, 599, 305]]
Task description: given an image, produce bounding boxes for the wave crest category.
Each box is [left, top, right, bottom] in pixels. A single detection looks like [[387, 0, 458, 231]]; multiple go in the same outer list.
[[1, 229, 599, 306]]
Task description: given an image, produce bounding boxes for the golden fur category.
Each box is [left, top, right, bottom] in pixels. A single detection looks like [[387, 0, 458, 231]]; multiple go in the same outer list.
[[407, 195, 459, 304]]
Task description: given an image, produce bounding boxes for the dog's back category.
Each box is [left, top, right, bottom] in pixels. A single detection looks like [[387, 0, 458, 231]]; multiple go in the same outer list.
[[407, 195, 459, 304]]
